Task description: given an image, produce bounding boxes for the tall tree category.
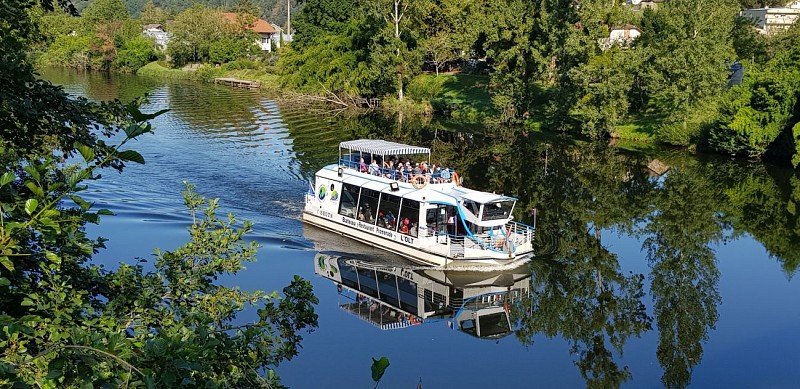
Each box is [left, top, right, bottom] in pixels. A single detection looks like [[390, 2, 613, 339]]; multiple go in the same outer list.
[[637, 0, 739, 143], [167, 4, 226, 66], [139, 0, 169, 25]]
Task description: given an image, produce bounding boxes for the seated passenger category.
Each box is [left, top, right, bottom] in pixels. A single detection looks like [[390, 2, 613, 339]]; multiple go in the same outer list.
[[368, 160, 380, 175], [440, 168, 451, 182], [359, 158, 367, 173], [400, 218, 410, 234]]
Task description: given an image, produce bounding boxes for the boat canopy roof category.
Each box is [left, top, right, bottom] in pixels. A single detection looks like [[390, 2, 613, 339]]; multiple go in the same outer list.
[[340, 139, 430, 156], [452, 187, 517, 204]]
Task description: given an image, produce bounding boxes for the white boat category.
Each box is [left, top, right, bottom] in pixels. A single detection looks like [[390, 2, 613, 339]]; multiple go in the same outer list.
[[302, 139, 535, 268]]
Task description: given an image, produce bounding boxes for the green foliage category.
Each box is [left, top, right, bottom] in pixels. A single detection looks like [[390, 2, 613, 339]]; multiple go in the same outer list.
[[708, 48, 800, 159], [208, 35, 259, 65], [2, 1, 319, 386], [139, 0, 170, 25], [114, 35, 157, 71], [637, 0, 738, 126], [37, 33, 97, 69], [167, 4, 226, 66], [81, 0, 128, 24], [371, 356, 390, 388], [567, 48, 641, 139]]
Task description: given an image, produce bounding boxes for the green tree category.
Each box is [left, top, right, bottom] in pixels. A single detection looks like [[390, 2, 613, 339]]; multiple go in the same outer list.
[[81, 0, 128, 24], [1, 1, 318, 386], [708, 47, 800, 160], [167, 4, 226, 66], [637, 0, 739, 144], [139, 0, 170, 25], [114, 34, 157, 70], [567, 48, 641, 138]]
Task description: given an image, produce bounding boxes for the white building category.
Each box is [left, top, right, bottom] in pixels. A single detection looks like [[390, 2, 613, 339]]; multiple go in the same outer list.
[[740, 1, 800, 34], [142, 24, 171, 50], [599, 24, 642, 50], [222, 13, 280, 52]]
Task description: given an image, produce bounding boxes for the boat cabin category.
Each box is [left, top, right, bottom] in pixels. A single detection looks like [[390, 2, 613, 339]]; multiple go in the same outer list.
[[304, 140, 535, 267]]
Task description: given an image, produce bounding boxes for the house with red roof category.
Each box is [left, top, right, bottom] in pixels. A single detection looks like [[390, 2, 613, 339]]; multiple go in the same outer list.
[[221, 13, 280, 52]]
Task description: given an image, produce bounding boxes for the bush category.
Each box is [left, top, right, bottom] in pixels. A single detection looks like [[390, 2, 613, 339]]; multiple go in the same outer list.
[[38, 34, 96, 69], [209, 36, 259, 65], [222, 58, 260, 71], [114, 36, 157, 72], [195, 64, 225, 81]]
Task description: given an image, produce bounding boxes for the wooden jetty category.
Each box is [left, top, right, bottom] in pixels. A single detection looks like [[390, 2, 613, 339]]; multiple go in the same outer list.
[[213, 77, 261, 89]]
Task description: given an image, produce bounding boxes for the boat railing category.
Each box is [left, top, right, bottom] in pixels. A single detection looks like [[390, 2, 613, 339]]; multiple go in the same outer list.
[[338, 158, 458, 185], [420, 221, 535, 257]]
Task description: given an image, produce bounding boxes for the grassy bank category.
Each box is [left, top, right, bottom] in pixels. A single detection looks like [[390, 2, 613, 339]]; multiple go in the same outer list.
[[136, 61, 280, 92], [408, 73, 494, 122]]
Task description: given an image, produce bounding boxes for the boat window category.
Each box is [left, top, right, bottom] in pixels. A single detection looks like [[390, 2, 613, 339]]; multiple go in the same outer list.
[[338, 259, 359, 290], [463, 200, 480, 217], [377, 272, 399, 307], [481, 200, 515, 221], [397, 199, 420, 236], [398, 278, 418, 313], [356, 267, 379, 298], [426, 205, 457, 236], [358, 188, 380, 223], [477, 312, 511, 337], [338, 184, 360, 218], [377, 193, 402, 231]]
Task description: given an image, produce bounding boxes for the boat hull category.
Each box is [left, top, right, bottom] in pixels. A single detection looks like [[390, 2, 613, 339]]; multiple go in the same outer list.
[[303, 211, 532, 269]]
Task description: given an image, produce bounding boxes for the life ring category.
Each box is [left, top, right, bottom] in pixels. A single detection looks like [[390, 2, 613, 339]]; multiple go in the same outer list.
[[452, 172, 460, 186], [411, 175, 428, 189]]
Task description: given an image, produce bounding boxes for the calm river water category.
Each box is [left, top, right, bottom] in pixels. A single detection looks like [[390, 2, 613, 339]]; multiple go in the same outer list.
[[42, 68, 800, 388]]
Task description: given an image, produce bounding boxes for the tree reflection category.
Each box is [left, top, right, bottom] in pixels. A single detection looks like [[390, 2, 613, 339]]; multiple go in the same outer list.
[[285, 112, 800, 387], [500, 139, 653, 388], [641, 168, 723, 389]]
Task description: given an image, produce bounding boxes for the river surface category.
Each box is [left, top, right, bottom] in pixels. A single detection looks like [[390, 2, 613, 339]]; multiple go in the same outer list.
[[42, 68, 800, 388]]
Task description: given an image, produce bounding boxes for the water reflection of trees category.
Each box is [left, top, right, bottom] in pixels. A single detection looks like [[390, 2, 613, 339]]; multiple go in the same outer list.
[[641, 168, 723, 388], [289, 113, 800, 387]]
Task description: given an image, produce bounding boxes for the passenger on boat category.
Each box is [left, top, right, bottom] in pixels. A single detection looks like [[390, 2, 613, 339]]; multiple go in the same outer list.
[[440, 168, 451, 182], [368, 160, 380, 175], [359, 158, 367, 173], [400, 218, 410, 234]]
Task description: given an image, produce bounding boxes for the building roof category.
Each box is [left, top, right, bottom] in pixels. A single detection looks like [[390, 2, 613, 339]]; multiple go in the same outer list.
[[221, 12, 277, 34]]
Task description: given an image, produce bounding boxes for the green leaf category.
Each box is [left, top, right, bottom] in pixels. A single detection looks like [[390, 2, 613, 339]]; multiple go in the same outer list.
[[0, 257, 13, 272], [24, 181, 44, 197], [23, 165, 40, 183], [123, 123, 149, 139], [75, 142, 96, 163], [0, 277, 9, 287], [69, 195, 92, 211], [117, 150, 145, 164], [97, 208, 114, 216], [46, 358, 65, 380], [21, 298, 34, 307], [371, 356, 390, 384], [45, 251, 61, 265], [0, 172, 14, 187], [24, 199, 38, 215]]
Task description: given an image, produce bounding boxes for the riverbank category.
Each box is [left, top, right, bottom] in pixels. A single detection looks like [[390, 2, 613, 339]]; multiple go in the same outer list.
[[136, 61, 281, 93]]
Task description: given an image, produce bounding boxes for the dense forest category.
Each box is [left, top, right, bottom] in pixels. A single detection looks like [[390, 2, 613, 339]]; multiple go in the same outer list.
[[30, 0, 800, 167]]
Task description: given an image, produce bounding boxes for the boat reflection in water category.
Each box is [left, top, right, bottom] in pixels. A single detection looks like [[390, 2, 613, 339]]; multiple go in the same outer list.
[[314, 252, 531, 339]]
